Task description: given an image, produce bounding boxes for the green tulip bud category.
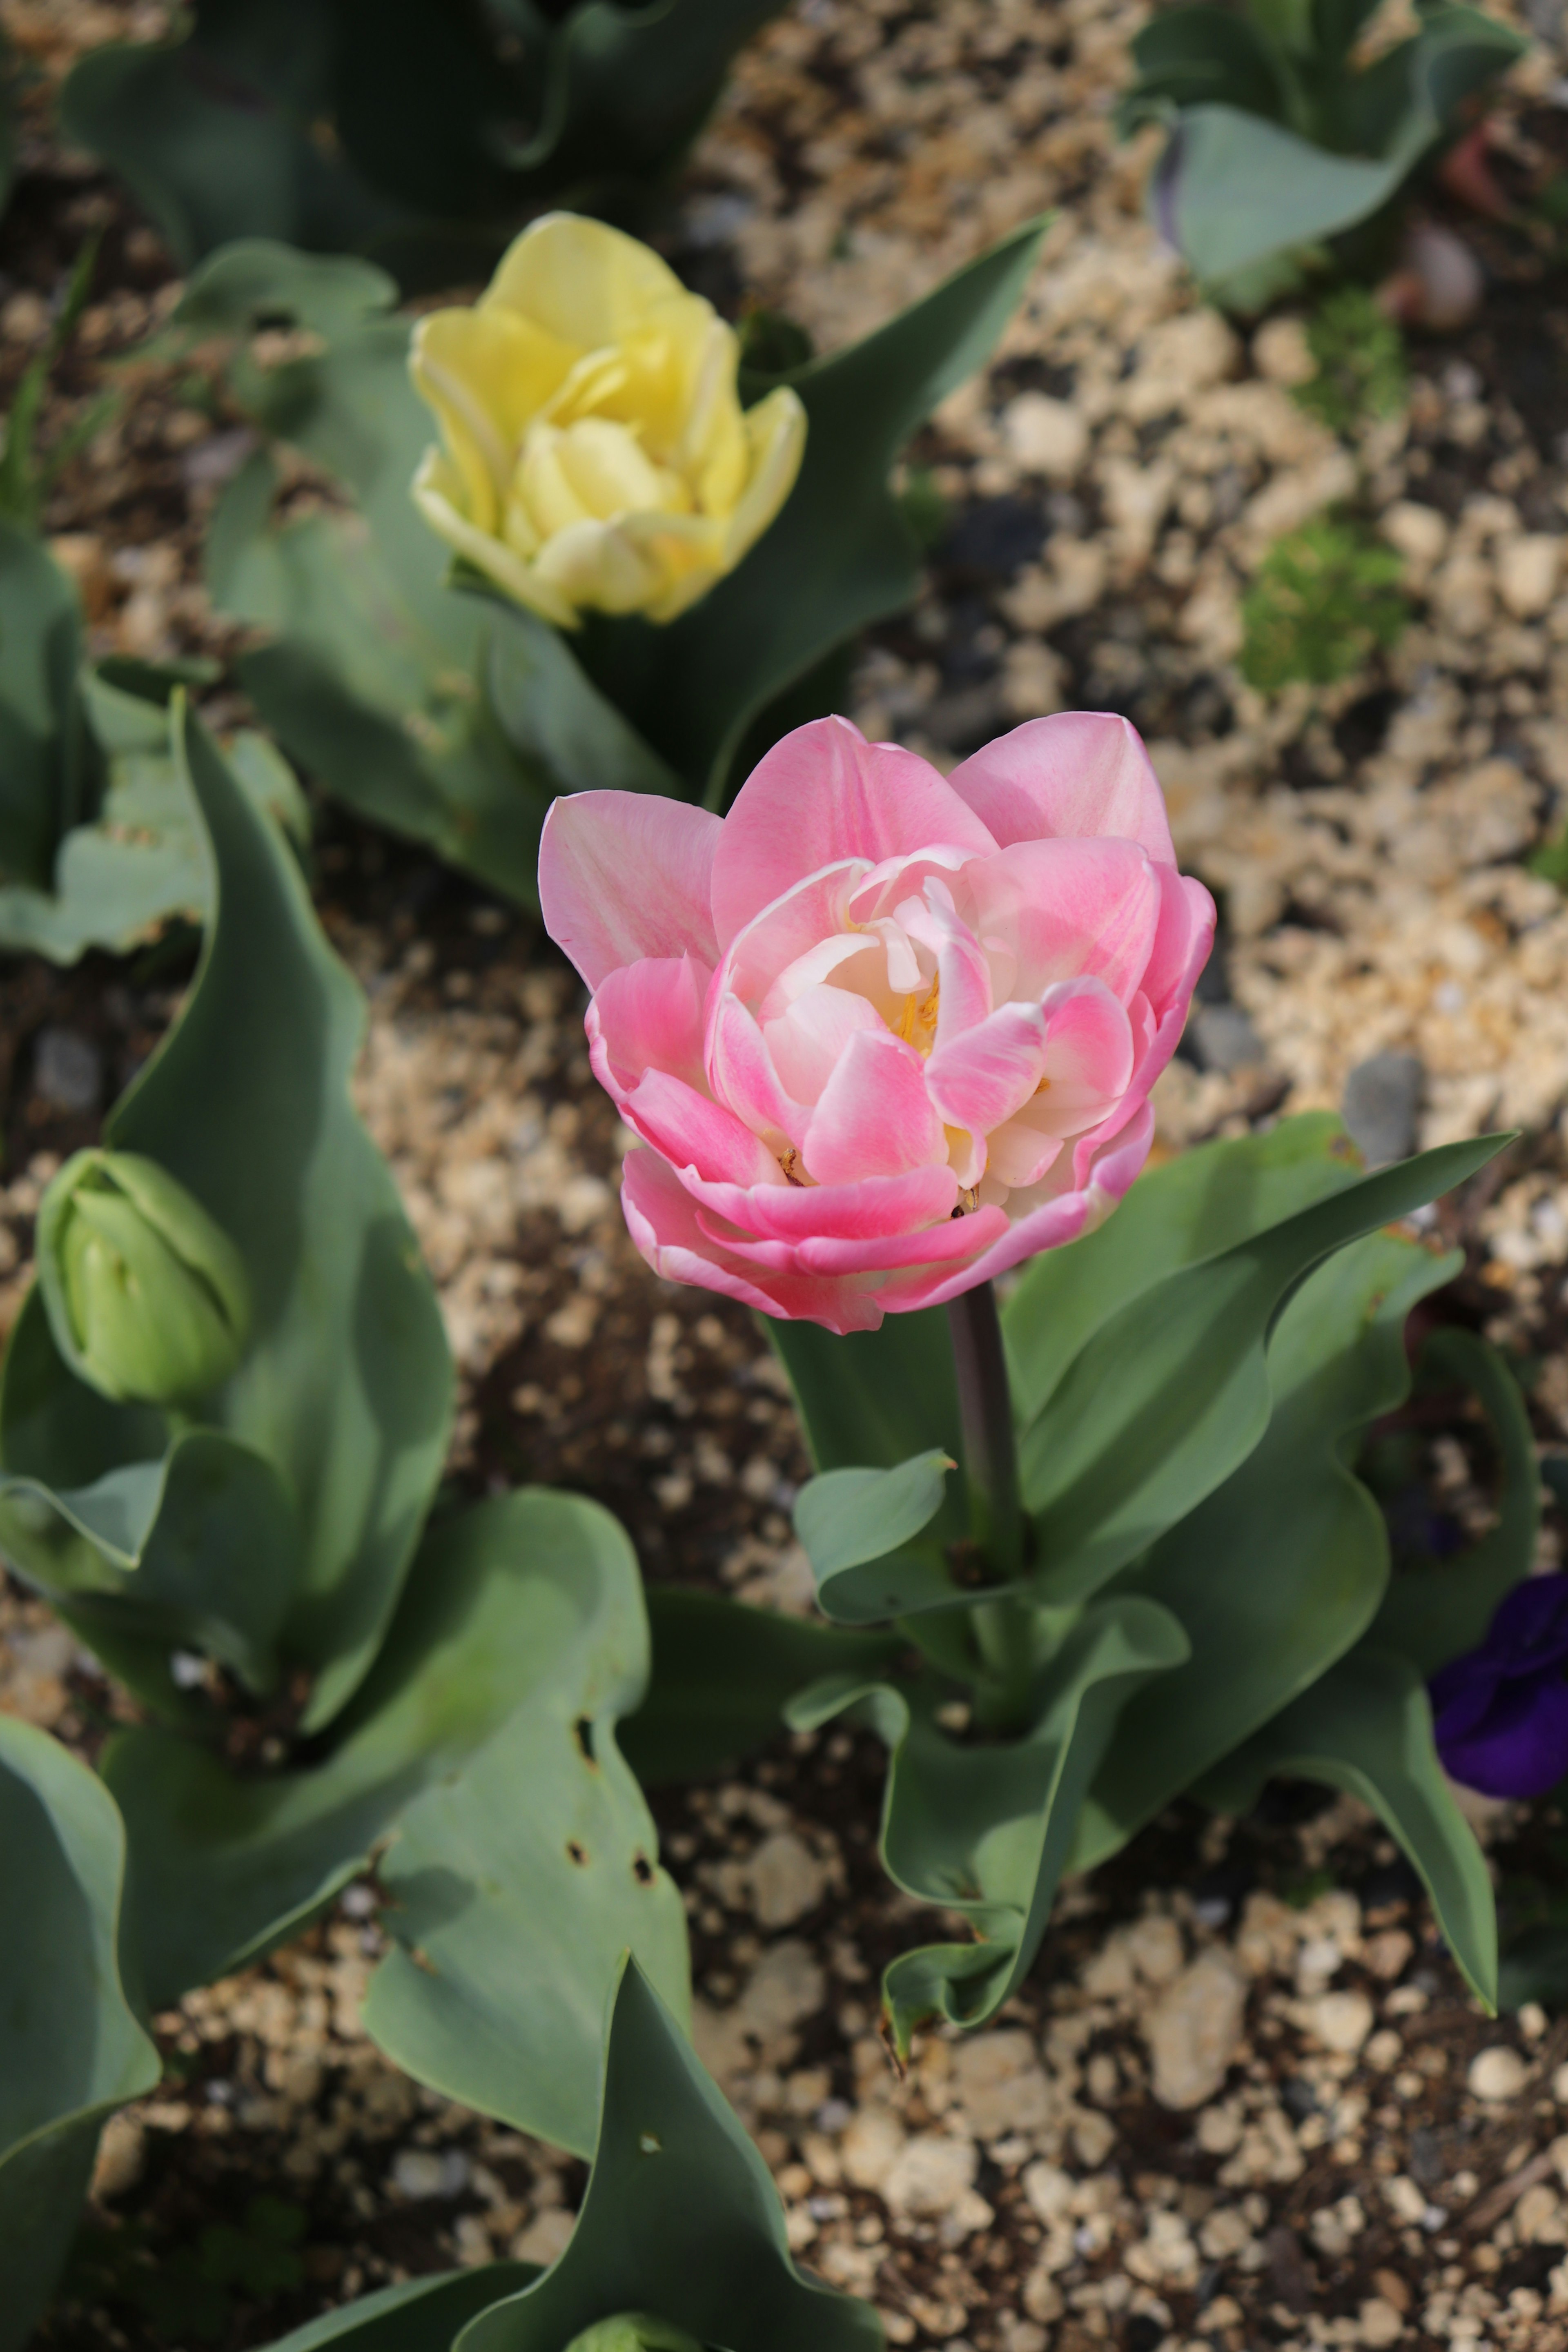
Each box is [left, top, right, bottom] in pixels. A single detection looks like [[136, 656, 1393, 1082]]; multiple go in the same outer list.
[[562, 2320, 704, 2352], [37, 1149, 250, 1408]]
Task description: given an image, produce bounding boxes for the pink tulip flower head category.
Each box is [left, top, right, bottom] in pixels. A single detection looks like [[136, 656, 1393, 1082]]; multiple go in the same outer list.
[[540, 715, 1215, 1334]]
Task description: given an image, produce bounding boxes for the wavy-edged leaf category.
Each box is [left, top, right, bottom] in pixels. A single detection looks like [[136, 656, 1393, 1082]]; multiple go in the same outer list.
[[0, 1716, 160, 2352], [1071, 1223, 1457, 1870], [794, 1448, 968, 1625], [1197, 1646, 1497, 2005], [790, 1599, 1188, 2051], [109, 1489, 686, 2156], [1018, 1134, 1507, 1606]]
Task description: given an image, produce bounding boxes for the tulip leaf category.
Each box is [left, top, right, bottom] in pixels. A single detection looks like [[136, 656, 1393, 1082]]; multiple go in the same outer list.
[[1070, 1223, 1458, 1871], [1196, 1646, 1497, 2006], [768, 1305, 964, 1479], [794, 1448, 960, 1624], [1370, 1325, 1541, 1677], [0, 1716, 161, 2352], [108, 1489, 688, 2156], [254, 2269, 539, 2352], [0, 704, 453, 1731], [1002, 1111, 1362, 1427], [0, 528, 305, 962], [623, 1585, 904, 1787], [790, 1598, 1188, 2051], [571, 215, 1049, 807], [1018, 1133, 1508, 1605], [457, 1957, 882, 2352]]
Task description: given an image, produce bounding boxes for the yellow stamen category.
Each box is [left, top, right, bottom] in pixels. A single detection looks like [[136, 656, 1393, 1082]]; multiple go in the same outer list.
[[895, 976, 941, 1056]]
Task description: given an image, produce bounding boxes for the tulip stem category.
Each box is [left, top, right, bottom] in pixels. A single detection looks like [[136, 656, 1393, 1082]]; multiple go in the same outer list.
[[946, 1281, 1026, 1586]]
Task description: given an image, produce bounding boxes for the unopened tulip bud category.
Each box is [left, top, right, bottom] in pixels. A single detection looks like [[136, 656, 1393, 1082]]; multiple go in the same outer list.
[[563, 2319, 704, 2352], [38, 1149, 250, 1407]]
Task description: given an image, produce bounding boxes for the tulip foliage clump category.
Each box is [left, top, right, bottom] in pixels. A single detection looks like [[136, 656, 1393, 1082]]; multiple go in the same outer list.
[[157, 210, 1043, 906], [59, 0, 790, 287], [1120, 0, 1526, 305]]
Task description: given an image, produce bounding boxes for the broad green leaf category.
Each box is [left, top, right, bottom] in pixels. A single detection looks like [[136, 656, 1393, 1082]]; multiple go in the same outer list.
[[768, 1306, 963, 1478], [1003, 1111, 1361, 1427], [789, 1599, 1188, 2050], [0, 518, 89, 889], [572, 218, 1049, 807], [794, 1449, 963, 1624], [1196, 1646, 1497, 2005], [1019, 1133, 1507, 1605], [0, 706, 453, 1730], [1118, 5, 1296, 132], [457, 1958, 882, 2352], [109, 1489, 687, 2156], [622, 1585, 904, 1787], [58, 4, 408, 272], [0, 1717, 161, 2352], [1371, 1325, 1541, 1677], [1071, 1224, 1457, 1870], [1161, 103, 1427, 284]]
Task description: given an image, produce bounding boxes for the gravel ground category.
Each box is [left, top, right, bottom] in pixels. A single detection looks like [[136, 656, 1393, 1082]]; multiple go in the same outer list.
[[7, 0, 1568, 2344]]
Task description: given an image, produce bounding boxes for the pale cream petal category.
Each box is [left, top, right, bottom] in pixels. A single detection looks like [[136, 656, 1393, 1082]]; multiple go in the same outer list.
[[531, 516, 668, 615], [556, 417, 686, 519], [722, 385, 808, 570], [410, 308, 576, 530], [486, 212, 686, 347], [679, 316, 747, 517], [518, 422, 592, 538], [410, 448, 579, 630]]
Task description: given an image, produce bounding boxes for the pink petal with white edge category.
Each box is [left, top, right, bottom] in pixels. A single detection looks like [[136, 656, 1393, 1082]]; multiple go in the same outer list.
[[969, 836, 1161, 1007], [678, 1161, 959, 1242], [763, 982, 884, 1104], [1140, 869, 1217, 1018], [898, 883, 993, 1051], [801, 1027, 946, 1186], [587, 954, 710, 1102], [707, 993, 803, 1147], [620, 1067, 782, 1188], [622, 1149, 882, 1328], [711, 716, 998, 948], [985, 1113, 1065, 1191], [1033, 981, 1136, 1134], [919, 1102, 1156, 1305], [539, 791, 722, 989], [925, 998, 1052, 1135], [715, 859, 867, 1016], [947, 713, 1176, 865]]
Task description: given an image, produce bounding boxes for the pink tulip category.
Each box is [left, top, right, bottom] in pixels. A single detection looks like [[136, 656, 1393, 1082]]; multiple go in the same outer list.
[[539, 714, 1215, 1334]]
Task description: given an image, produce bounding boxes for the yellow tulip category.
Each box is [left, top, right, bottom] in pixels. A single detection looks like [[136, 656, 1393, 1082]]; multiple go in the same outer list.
[[409, 214, 807, 629]]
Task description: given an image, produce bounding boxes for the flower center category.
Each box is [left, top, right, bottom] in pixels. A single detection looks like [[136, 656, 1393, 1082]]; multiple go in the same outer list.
[[893, 977, 940, 1057]]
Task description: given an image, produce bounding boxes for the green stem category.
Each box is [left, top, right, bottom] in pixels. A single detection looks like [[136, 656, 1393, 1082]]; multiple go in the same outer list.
[[946, 1280, 1025, 1581], [947, 1282, 1036, 1728]]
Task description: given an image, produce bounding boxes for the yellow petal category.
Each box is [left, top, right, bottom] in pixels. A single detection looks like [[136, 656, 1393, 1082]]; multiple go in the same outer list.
[[531, 516, 668, 615], [679, 316, 747, 517], [620, 510, 731, 622], [518, 421, 593, 538], [411, 446, 579, 630], [722, 384, 808, 570], [410, 307, 576, 532], [486, 212, 686, 348]]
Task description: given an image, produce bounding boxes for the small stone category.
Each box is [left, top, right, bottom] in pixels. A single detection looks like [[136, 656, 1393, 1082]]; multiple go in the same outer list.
[[392, 2148, 470, 2200], [91, 2114, 146, 2201], [32, 1027, 104, 1114], [1190, 1002, 1266, 1073], [748, 1831, 826, 1929], [1552, 2062, 1568, 2105], [1497, 533, 1562, 619], [882, 2129, 979, 2218], [1342, 1052, 1423, 1169], [1252, 316, 1315, 386], [1359, 2295, 1406, 2346], [1383, 501, 1449, 577], [1021, 2160, 1073, 2222], [951, 2029, 1054, 2138], [840, 2107, 904, 2192], [1307, 1990, 1374, 2055], [1125, 1912, 1184, 1984], [1145, 1951, 1247, 2110], [1002, 393, 1089, 481], [1468, 2044, 1529, 2102]]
